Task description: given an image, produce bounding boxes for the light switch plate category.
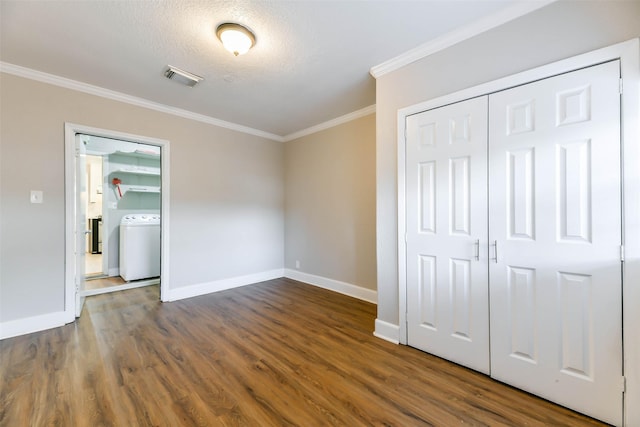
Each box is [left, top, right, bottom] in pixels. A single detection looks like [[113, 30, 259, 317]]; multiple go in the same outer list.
[[30, 190, 43, 204]]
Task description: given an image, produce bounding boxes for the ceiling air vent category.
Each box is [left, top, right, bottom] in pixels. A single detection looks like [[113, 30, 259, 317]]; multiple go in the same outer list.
[[164, 65, 203, 87]]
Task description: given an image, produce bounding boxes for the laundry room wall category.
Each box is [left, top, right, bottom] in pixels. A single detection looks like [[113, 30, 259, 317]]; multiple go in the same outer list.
[[0, 71, 284, 328]]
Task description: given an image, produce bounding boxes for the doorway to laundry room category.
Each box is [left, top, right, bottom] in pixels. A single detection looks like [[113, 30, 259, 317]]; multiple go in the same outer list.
[[82, 134, 161, 289], [65, 123, 169, 318]]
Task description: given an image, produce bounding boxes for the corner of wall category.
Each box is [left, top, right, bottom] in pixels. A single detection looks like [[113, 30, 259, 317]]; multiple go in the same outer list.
[[373, 318, 400, 344], [284, 269, 377, 304], [166, 269, 285, 302]]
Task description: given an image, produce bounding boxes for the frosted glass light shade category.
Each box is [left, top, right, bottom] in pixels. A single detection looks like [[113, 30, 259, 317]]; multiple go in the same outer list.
[[216, 23, 256, 56]]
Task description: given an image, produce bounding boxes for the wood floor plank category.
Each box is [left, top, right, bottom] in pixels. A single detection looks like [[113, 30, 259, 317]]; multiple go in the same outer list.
[[1, 278, 606, 426]]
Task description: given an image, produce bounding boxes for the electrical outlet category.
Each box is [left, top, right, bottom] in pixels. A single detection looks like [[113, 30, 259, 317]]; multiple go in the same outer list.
[[30, 190, 43, 204], [295, 260, 300, 269]]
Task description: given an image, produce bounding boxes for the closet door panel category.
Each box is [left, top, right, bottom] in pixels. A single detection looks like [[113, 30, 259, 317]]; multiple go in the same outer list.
[[406, 96, 489, 374], [488, 60, 622, 426]]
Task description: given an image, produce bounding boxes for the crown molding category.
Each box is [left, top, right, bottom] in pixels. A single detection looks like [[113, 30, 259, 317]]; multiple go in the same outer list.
[[0, 62, 284, 142], [370, 0, 556, 78], [282, 104, 376, 142], [1, 61, 375, 142]]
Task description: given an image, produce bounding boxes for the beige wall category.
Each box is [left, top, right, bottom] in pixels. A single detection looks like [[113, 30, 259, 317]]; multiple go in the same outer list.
[[0, 73, 284, 323], [375, 0, 640, 325], [285, 114, 376, 290]]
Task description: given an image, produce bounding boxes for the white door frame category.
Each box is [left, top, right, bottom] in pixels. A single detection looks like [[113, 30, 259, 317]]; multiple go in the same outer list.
[[64, 123, 171, 317], [397, 38, 639, 425]]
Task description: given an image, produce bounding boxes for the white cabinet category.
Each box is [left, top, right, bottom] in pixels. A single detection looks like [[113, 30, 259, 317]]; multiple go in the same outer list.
[[404, 61, 622, 425]]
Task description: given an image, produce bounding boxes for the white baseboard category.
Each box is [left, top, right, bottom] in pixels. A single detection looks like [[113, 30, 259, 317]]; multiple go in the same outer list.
[[373, 319, 400, 344], [284, 269, 377, 304], [0, 310, 69, 340], [166, 269, 285, 302], [0, 269, 375, 340]]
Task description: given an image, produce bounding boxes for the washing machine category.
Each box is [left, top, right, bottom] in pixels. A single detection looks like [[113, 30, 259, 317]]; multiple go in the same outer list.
[[119, 214, 160, 281]]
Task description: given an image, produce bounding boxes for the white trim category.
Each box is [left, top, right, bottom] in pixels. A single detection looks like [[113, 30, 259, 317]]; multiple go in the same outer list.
[[370, 1, 555, 78], [81, 278, 160, 297], [0, 311, 67, 340], [620, 39, 640, 427], [373, 319, 400, 344], [396, 38, 639, 426], [159, 140, 171, 303], [64, 126, 75, 323], [1, 62, 283, 142], [166, 269, 285, 302], [64, 123, 171, 320], [284, 269, 377, 304], [0, 62, 378, 144], [282, 105, 376, 142], [397, 108, 408, 346]]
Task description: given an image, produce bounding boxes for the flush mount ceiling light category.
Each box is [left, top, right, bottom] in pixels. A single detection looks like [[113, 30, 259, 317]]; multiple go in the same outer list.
[[216, 23, 256, 56], [164, 65, 203, 87]]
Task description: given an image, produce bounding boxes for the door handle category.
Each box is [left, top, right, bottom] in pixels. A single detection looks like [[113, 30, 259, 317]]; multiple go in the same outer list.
[[492, 240, 498, 263], [474, 239, 480, 261]]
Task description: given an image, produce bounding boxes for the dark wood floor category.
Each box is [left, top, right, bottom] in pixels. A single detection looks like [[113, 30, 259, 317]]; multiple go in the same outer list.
[[0, 278, 605, 426]]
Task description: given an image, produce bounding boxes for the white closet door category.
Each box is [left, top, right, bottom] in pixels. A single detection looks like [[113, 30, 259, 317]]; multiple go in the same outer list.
[[488, 61, 622, 425], [406, 96, 490, 374]]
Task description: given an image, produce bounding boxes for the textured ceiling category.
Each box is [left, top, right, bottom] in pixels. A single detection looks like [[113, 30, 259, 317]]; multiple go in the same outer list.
[[1, 0, 529, 137]]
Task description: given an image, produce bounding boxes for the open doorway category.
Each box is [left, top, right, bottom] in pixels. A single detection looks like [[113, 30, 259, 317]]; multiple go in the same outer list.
[[85, 154, 106, 278], [64, 123, 170, 319], [82, 135, 161, 296]]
